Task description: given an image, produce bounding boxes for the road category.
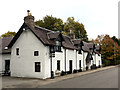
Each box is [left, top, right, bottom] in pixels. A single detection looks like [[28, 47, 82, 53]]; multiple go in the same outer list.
[[39, 67, 118, 88], [2, 66, 119, 88]]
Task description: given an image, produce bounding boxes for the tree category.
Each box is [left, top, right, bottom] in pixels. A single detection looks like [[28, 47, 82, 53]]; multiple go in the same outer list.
[[1, 31, 16, 38], [64, 17, 88, 41], [94, 34, 104, 45], [35, 15, 88, 41], [99, 35, 120, 65], [35, 15, 64, 31], [112, 36, 120, 46]]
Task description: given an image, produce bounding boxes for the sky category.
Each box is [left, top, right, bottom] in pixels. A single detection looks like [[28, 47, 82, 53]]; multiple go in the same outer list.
[[0, 0, 119, 39]]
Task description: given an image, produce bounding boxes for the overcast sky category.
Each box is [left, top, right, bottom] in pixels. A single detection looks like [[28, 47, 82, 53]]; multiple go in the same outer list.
[[0, 0, 119, 39]]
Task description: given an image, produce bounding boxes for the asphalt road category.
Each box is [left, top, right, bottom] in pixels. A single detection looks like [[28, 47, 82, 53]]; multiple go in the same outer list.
[[39, 67, 118, 88]]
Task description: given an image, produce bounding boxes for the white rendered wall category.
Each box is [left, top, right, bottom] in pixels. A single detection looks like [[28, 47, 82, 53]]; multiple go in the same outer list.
[[0, 54, 1, 72], [52, 47, 64, 76], [66, 49, 76, 72], [82, 52, 88, 71], [76, 51, 83, 70], [11, 29, 47, 79], [96, 54, 102, 66]]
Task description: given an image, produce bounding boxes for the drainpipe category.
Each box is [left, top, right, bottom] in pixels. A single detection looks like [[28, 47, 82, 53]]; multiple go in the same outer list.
[[95, 53, 96, 65], [65, 49, 66, 73], [50, 53, 54, 79], [83, 51, 84, 71], [76, 50, 77, 70]]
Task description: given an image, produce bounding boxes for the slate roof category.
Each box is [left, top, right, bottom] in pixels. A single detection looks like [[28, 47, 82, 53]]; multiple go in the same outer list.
[[8, 23, 77, 50], [2, 23, 101, 54], [72, 39, 82, 45], [0, 37, 13, 54], [82, 42, 91, 52], [95, 45, 101, 54], [6, 14, 101, 53]]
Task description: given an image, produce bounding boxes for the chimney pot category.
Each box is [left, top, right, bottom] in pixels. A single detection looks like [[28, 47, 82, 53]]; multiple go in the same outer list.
[[24, 10, 35, 28]]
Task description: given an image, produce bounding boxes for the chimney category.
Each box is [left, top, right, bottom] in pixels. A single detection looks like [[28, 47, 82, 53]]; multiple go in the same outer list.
[[24, 10, 35, 28]]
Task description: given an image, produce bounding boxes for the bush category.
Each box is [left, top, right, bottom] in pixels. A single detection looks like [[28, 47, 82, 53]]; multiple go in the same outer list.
[[103, 59, 111, 66]]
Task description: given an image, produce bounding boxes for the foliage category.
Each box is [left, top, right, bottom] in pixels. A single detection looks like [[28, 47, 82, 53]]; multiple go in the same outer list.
[[35, 15, 64, 31], [35, 15, 88, 41], [102, 59, 111, 66], [64, 17, 88, 41], [95, 34, 120, 65], [1, 31, 16, 38], [112, 36, 120, 46]]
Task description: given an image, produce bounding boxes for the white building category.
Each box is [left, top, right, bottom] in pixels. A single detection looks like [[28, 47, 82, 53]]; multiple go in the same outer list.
[[0, 37, 13, 75], [0, 11, 102, 79]]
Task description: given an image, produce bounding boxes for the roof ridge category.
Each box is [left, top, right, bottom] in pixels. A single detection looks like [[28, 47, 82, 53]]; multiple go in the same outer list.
[[35, 25, 52, 32]]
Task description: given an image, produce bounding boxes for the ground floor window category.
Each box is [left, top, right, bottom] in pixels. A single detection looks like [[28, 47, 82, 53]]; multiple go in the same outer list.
[[35, 62, 41, 72], [57, 60, 60, 70]]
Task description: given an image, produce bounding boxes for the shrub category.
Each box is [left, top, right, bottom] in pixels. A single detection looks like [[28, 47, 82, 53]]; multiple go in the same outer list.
[[103, 59, 111, 66]]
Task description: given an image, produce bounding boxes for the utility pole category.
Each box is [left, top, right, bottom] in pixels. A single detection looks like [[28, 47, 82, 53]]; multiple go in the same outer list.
[[114, 42, 116, 65]]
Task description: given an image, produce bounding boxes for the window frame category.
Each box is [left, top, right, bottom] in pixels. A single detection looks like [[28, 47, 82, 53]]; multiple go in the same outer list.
[[35, 62, 41, 72], [34, 51, 39, 56], [16, 48, 19, 55], [57, 60, 60, 71]]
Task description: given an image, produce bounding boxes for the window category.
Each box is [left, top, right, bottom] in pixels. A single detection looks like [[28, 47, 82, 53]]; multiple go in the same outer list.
[[55, 40, 62, 52], [35, 62, 41, 72], [50, 46, 55, 53], [56, 41, 61, 46], [16, 48, 19, 55], [56, 46, 61, 52], [57, 60, 60, 70], [79, 60, 81, 69], [34, 51, 39, 56]]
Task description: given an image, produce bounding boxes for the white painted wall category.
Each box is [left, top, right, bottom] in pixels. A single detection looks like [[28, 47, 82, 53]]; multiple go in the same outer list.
[[76, 51, 83, 70], [66, 49, 76, 72], [82, 52, 88, 71], [52, 47, 64, 76], [0, 54, 2, 71], [11, 29, 47, 79], [96, 54, 102, 67]]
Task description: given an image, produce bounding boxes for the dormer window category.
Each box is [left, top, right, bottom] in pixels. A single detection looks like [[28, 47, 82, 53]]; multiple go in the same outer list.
[[50, 46, 55, 53], [56, 41, 61, 46], [55, 40, 62, 52]]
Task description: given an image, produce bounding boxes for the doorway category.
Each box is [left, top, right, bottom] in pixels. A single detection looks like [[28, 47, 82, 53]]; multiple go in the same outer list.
[[5, 60, 10, 75], [69, 60, 72, 73]]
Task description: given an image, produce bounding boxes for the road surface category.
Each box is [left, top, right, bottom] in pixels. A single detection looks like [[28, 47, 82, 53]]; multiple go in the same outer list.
[[39, 67, 118, 88]]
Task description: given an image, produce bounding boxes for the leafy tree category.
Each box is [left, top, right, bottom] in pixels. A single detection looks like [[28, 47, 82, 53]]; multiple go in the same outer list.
[[35, 15, 88, 41], [35, 15, 64, 31], [99, 35, 120, 65], [64, 17, 88, 41], [94, 34, 104, 45], [112, 36, 120, 46], [1, 31, 16, 38]]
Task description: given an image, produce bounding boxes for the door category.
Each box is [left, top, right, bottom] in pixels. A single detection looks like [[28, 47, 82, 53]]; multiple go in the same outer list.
[[5, 60, 10, 75], [79, 60, 81, 69], [69, 60, 72, 73]]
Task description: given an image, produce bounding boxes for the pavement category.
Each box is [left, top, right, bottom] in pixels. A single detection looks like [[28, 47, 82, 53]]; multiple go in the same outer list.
[[2, 65, 118, 88]]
